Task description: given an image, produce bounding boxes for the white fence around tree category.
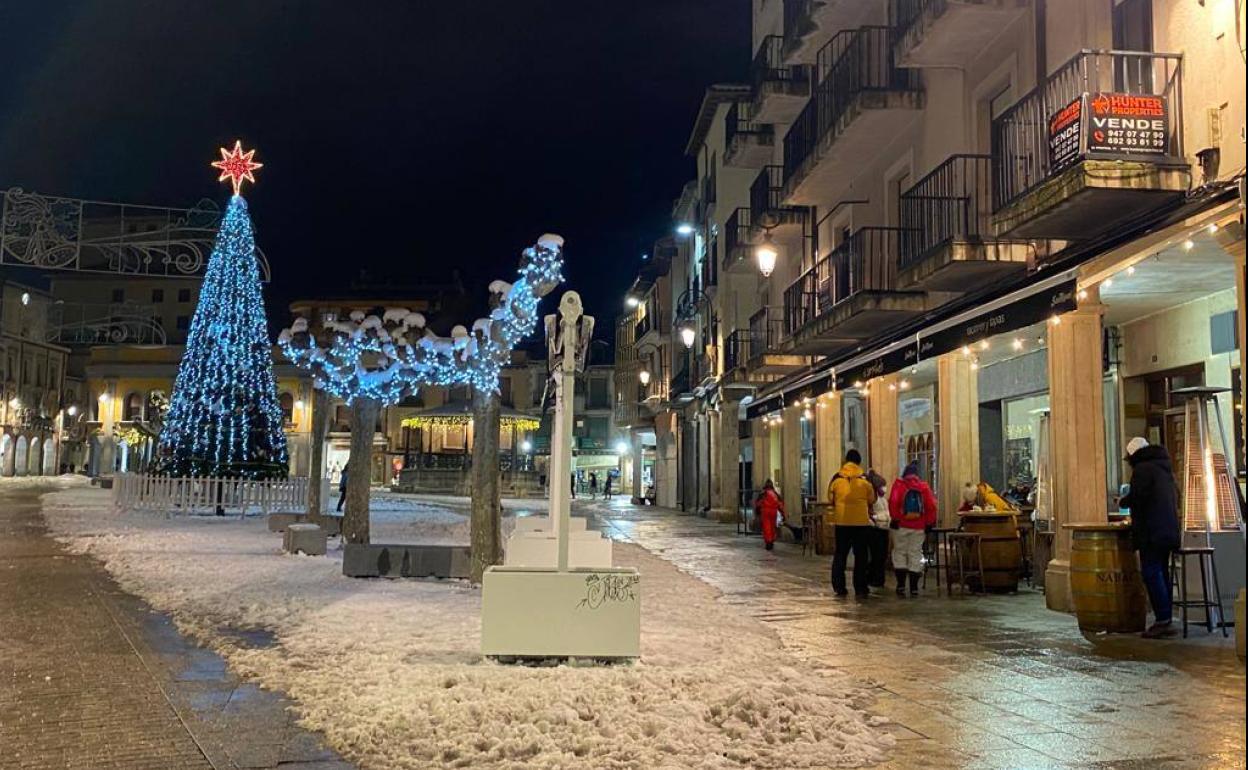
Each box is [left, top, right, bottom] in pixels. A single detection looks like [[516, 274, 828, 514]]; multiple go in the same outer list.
[[113, 473, 331, 517]]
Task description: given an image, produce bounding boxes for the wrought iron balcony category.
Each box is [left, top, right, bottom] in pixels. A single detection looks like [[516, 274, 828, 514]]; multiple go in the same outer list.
[[782, 0, 878, 64], [750, 166, 805, 233], [991, 49, 1187, 238], [784, 227, 930, 353], [897, 154, 1034, 290], [723, 208, 760, 274], [723, 101, 774, 168], [783, 27, 923, 204], [750, 35, 812, 123], [891, 0, 1029, 68]]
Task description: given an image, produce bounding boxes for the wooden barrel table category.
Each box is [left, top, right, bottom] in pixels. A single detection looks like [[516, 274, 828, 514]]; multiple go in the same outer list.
[[1066, 523, 1146, 633], [959, 511, 1023, 592]]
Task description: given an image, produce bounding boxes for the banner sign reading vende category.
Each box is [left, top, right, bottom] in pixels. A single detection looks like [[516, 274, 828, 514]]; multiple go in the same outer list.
[[1049, 92, 1169, 170], [1048, 96, 1084, 172], [1086, 92, 1168, 155]]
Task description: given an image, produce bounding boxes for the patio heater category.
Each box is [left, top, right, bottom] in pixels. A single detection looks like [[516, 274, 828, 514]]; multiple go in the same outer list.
[[1171, 386, 1245, 619]]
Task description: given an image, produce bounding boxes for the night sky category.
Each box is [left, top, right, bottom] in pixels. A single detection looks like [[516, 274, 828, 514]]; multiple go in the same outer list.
[[0, 1, 748, 337]]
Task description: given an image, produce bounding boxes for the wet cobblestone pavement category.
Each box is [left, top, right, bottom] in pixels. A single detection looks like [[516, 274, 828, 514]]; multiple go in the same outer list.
[[0, 481, 352, 770], [585, 498, 1246, 770]]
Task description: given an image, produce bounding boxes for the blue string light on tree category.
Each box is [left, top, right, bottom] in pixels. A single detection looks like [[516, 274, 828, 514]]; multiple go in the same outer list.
[[279, 235, 564, 404], [156, 141, 289, 479]]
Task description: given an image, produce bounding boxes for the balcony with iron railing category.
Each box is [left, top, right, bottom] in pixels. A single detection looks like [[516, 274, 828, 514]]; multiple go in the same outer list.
[[782, 0, 879, 64], [991, 49, 1188, 238], [896, 154, 1036, 290], [783, 27, 924, 206], [723, 208, 760, 274], [891, 0, 1029, 68], [723, 101, 775, 169], [750, 166, 806, 235], [750, 35, 812, 124], [728, 307, 806, 382], [784, 226, 930, 354]]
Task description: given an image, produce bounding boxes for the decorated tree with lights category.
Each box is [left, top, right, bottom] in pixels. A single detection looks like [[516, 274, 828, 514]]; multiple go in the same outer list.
[[156, 142, 288, 480], [280, 234, 564, 570]]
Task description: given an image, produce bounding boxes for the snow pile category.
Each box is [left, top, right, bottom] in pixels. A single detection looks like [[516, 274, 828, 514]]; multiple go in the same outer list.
[[41, 487, 892, 769]]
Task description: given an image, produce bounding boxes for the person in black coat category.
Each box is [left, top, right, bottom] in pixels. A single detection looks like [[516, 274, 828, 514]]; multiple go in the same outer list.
[[1119, 437, 1182, 638]]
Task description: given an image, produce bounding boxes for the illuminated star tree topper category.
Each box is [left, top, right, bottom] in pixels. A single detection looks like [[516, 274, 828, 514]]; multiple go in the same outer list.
[[212, 140, 263, 195]]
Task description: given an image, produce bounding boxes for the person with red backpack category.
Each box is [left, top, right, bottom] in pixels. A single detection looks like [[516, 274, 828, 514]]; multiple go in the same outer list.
[[754, 479, 785, 551], [888, 463, 939, 596]]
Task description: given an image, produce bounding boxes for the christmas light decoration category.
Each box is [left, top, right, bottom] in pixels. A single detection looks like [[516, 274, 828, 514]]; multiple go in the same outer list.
[[156, 192, 289, 480], [212, 140, 263, 195], [280, 235, 565, 407], [400, 414, 541, 432]]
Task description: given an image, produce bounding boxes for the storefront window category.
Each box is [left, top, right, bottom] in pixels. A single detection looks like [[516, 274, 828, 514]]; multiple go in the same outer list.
[[842, 394, 867, 461], [1003, 393, 1049, 498]]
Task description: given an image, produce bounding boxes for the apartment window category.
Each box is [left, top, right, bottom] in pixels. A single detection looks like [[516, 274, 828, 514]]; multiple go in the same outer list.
[[887, 169, 911, 228], [123, 392, 143, 421], [176, 315, 190, 331], [588, 377, 609, 409], [151, 288, 164, 303], [500, 377, 514, 407], [177, 288, 192, 303], [111, 288, 125, 303], [279, 392, 295, 426]]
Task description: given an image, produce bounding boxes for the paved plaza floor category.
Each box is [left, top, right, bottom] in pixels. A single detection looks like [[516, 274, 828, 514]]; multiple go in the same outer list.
[[0, 482, 351, 770], [585, 496, 1246, 770]]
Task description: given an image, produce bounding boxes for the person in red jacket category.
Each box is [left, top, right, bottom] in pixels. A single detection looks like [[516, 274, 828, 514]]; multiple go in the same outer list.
[[888, 463, 938, 596], [754, 479, 785, 551]]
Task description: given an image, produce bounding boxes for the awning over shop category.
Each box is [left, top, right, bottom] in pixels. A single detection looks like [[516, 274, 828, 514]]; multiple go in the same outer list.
[[746, 276, 1078, 419]]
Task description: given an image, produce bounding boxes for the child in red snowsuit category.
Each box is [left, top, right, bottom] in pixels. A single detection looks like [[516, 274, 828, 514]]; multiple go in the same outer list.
[[754, 479, 785, 551]]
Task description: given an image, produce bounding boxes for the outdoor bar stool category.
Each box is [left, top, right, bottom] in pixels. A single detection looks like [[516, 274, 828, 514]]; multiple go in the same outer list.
[[945, 532, 985, 597], [924, 527, 957, 595], [1170, 546, 1228, 638]]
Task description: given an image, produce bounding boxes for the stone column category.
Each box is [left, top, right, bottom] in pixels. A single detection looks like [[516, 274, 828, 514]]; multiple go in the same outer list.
[[780, 406, 803, 512], [630, 430, 643, 501], [867, 374, 901, 477], [1045, 287, 1108, 612], [751, 419, 769, 491], [714, 400, 741, 522], [815, 392, 842, 501], [937, 353, 981, 528]]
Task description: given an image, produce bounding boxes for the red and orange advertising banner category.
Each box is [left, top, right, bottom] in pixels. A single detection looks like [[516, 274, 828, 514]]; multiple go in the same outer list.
[[1048, 92, 1169, 170]]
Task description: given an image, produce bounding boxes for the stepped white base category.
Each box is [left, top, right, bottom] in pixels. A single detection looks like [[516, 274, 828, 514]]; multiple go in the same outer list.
[[481, 566, 640, 659], [503, 529, 612, 569]]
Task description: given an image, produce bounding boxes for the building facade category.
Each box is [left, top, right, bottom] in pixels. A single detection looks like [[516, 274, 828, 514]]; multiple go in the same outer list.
[[620, 0, 1246, 610], [0, 282, 70, 476]]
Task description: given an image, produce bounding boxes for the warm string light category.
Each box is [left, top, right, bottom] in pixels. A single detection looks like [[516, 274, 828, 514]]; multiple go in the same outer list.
[[157, 193, 289, 479], [400, 414, 541, 432]]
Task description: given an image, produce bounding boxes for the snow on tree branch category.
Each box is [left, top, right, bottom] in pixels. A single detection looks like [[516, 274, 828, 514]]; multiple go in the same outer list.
[[278, 234, 564, 404]]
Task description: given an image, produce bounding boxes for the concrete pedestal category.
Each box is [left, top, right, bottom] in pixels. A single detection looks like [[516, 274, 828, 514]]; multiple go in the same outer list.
[[481, 566, 640, 659], [503, 530, 613, 569], [283, 524, 326, 556]]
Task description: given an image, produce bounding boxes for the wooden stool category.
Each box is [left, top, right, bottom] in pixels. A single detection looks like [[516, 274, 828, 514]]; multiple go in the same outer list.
[[1170, 547, 1227, 638], [924, 527, 956, 595], [946, 532, 984, 596]]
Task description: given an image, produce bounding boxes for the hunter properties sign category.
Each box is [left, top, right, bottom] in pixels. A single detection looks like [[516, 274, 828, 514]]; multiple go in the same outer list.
[[1049, 92, 1169, 170]]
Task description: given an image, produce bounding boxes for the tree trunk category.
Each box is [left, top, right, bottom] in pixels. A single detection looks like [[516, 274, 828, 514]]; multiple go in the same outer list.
[[306, 388, 331, 524], [469, 387, 502, 583], [343, 397, 379, 545]]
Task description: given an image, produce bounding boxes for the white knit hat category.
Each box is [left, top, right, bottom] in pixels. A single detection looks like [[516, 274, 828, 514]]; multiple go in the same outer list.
[[1125, 436, 1149, 457]]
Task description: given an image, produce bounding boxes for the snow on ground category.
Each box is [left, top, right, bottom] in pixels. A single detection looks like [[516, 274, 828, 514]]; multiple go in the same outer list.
[[40, 483, 893, 770]]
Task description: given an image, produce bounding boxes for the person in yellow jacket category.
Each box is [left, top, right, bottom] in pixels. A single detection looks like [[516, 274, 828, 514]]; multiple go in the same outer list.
[[827, 449, 878, 598]]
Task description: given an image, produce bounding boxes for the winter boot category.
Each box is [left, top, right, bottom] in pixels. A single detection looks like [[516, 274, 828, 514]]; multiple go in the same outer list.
[[909, 571, 921, 597], [895, 569, 908, 596]]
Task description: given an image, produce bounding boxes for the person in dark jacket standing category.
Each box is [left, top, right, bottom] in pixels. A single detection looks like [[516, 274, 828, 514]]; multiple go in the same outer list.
[[1119, 437, 1182, 639]]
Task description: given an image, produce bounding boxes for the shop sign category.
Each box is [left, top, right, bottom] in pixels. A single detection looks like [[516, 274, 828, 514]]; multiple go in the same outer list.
[[1086, 92, 1168, 156], [784, 372, 835, 408], [919, 279, 1078, 360], [835, 343, 918, 390], [745, 394, 784, 420]]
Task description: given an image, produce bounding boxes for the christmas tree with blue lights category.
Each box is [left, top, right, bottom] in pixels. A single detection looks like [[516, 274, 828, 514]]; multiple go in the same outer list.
[[156, 141, 288, 479]]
